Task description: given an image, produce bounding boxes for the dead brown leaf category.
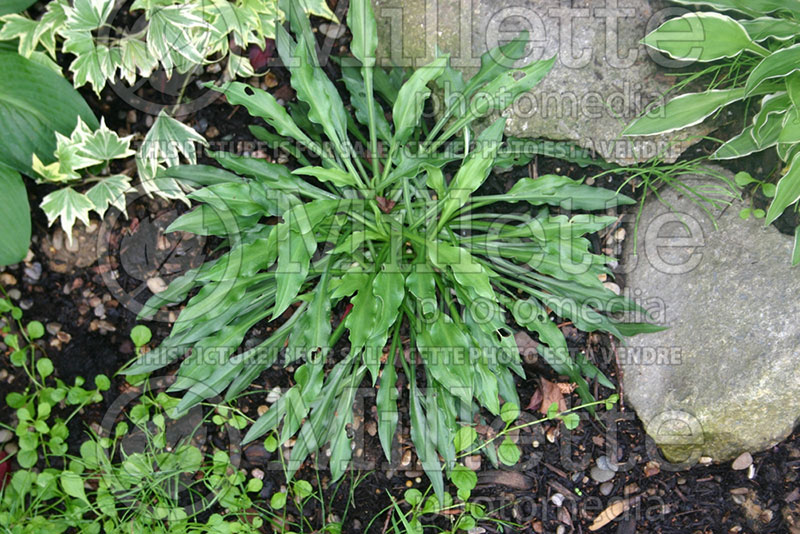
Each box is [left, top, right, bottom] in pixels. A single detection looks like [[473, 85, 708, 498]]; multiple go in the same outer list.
[[539, 378, 567, 415], [514, 331, 538, 363]]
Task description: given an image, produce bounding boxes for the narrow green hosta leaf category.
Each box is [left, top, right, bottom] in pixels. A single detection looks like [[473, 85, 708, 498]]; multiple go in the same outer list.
[[746, 44, 800, 96], [779, 109, 800, 145], [0, 165, 30, 266], [793, 226, 800, 266], [289, 271, 331, 358], [408, 378, 444, 503], [207, 81, 317, 151], [741, 17, 800, 42], [416, 316, 473, 405], [293, 166, 358, 188], [505, 175, 634, 210], [753, 93, 789, 140], [340, 65, 392, 143], [440, 117, 505, 224], [405, 268, 437, 319], [465, 56, 555, 119], [86, 175, 133, 218], [393, 55, 448, 145], [670, 0, 800, 17], [40, 187, 94, 242], [766, 152, 800, 224], [427, 242, 495, 302], [377, 351, 398, 461], [363, 271, 405, 380], [0, 49, 98, 176], [463, 31, 529, 98], [347, 0, 377, 66], [624, 88, 746, 136], [423, 164, 445, 198], [642, 13, 757, 62], [345, 277, 379, 353]]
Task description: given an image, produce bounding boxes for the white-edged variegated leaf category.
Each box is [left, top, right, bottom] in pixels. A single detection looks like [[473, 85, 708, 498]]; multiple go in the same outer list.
[[0, 14, 40, 57], [624, 88, 746, 136], [145, 4, 209, 75], [86, 174, 133, 218], [64, 0, 114, 31], [40, 186, 95, 243], [642, 13, 763, 63], [62, 30, 118, 94], [137, 110, 208, 181], [119, 36, 157, 85], [301, 0, 338, 22], [79, 118, 135, 162]]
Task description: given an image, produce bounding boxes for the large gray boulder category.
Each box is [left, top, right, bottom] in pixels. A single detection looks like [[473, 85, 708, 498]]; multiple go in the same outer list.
[[370, 0, 713, 164], [619, 169, 800, 464]]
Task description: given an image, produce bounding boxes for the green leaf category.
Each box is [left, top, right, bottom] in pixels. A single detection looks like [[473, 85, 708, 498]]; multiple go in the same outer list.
[[347, 0, 377, 67], [624, 88, 746, 136], [270, 491, 287, 509], [86, 175, 133, 218], [793, 225, 800, 266], [145, 4, 209, 74], [497, 437, 520, 466], [440, 117, 505, 224], [500, 402, 520, 424], [130, 325, 152, 347], [40, 187, 94, 241], [36, 358, 53, 379], [735, 171, 756, 186], [393, 55, 448, 145], [64, 0, 114, 31], [0, 49, 98, 176], [17, 449, 37, 468], [79, 119, 135, 162], [293, 166, 357, 188], [560, 412, 580, 430], [404, 488, 423, 506], [0, 165, 30, 266], [642, 13, 760, 62], [0, 0, 36, 16], [504, 175, 633, 211], [741, 17, 800, 42], [746, 44, 800, 96], [450, 464, 477, 493], [60, 471, 89, 504], [62, 32, 118, 95], [766, 152, 800, 224], [377, 346, 399, 461], [453, 426, 477, 452]]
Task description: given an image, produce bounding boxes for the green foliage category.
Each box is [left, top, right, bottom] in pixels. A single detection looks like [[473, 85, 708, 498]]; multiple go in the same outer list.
[[126, 0, 651, 500], [625, 5, 800, 263], [0, 0, 338, 95], [0, 47, 97, 265]]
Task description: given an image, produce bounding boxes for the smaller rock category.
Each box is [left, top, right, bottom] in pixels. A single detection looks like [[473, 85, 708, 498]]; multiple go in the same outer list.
[[57, 331, 72, 343], [244, 444, 270, 464], [596, 455, 618, 473], [0, 429, 12, 443], [550, 493, 565, 507], [0, 273, 17, 286], [147, 277, 168, 294], [23, 262, 42, 282], [400, 449, 412, 467], [4, 442, 18, 455], [251, 468, 265, 480], [19, 299, 33, 310], [732, 452, 753, 471], [7, 289, 21, 300], [643, 460, 661, 477], [206, 126, 220, 139], [602, 282, 621, 295], [365, 420, 377, 437], [257, 405, 268, 416], [319, 22, 346, 39], [599, 482, 614, 496], [94, 304, 106, 318], [614, 228, 627, 242], [266, 386, 282, 404], [464, 455, 481, 471], [404, 470, 423, 478], [46, 322, 62, 336], [590, 467, 615, 483]]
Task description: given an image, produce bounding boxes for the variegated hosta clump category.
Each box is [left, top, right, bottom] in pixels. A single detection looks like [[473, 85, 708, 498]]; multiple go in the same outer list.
[[0, 0, 338, 94], [624, 1, 800, 263], [125, 0, 654, 497]]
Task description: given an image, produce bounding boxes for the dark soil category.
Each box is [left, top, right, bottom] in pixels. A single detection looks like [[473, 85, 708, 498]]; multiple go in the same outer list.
[[1, 5, 799, 534]]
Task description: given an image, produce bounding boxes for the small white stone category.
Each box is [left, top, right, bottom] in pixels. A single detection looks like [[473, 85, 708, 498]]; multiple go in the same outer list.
[[146, 277, 168, 294], [550, 493, 565, 507]]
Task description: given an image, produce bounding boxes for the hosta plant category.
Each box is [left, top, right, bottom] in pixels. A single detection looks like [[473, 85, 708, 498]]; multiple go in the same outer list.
[[624, 1, 800, 263], [126, 0, 653, 498]]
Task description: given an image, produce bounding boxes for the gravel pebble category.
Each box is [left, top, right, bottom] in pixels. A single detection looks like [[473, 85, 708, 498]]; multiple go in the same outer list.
[[46, 323, 62, 336], [550, 493, 565, 507], [600, 482, 614, 496], [19, 299, 33, 310], [24, 262, 42, 281], [590, 466, 616, 483], [597, 455, 619, 472], [7, 289, 21, 300], [732, 452, 753, 470], [0, 429, 12, 443], [146, 277, 168, 294]]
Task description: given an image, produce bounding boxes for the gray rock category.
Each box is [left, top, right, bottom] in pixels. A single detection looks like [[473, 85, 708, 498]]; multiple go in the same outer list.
[[370, 0, 712, 165], [590, 466, 615, 483], [600, 482, 614, 496], [620, 168, 800, 464]]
